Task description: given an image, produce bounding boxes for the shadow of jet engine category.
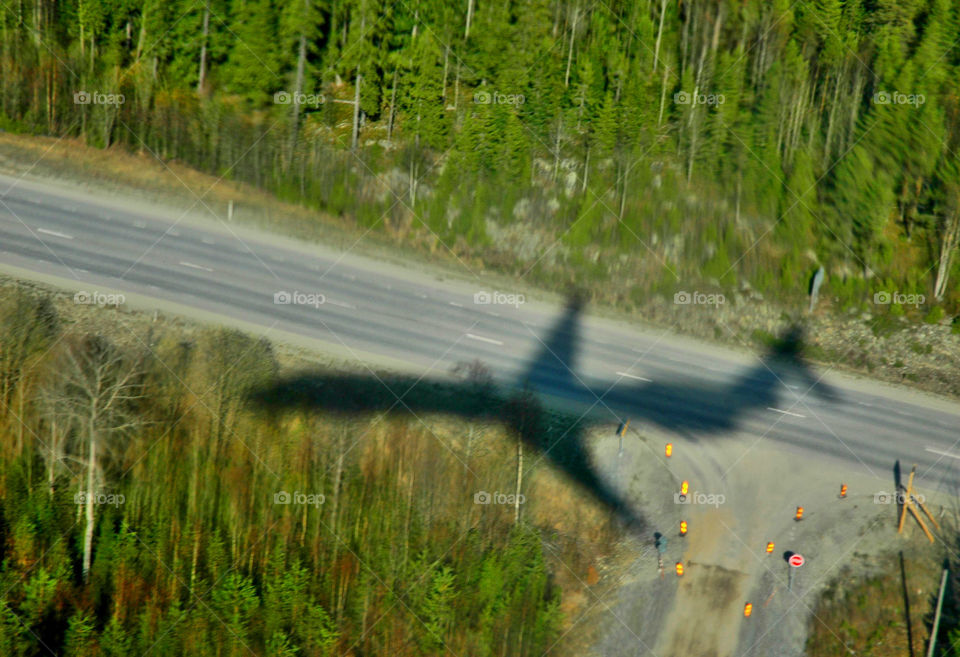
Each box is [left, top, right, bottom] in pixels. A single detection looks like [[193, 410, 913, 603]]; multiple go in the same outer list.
[[249, 296, 839, 531]]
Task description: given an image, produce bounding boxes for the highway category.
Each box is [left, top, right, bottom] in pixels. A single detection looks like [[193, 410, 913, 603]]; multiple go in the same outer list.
[[3, 171, 960, 655], [1, 172, 958, 493]]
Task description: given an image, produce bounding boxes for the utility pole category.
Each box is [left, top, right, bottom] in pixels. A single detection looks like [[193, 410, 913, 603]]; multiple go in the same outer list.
[[514, 437, 523, 525], [616, 419, 629, 486], [927, 569, 949, 657]]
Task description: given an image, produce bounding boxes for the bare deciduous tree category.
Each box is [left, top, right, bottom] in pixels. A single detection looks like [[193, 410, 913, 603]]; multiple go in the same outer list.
[[44, 335, 145, 580]]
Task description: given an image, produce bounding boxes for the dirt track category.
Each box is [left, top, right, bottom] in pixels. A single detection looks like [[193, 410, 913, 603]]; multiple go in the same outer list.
[[587, 424, 928, 657]]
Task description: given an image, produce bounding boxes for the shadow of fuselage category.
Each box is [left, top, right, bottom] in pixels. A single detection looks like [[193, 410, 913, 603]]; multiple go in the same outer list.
[[248, 297, 839, 530]]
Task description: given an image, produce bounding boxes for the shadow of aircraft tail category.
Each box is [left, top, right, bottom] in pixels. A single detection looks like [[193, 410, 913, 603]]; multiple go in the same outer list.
[[576, 319, 841, 440], [248, 296, 840, 532]]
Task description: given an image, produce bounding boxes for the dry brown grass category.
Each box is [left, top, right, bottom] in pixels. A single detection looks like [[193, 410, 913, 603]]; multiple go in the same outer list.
[[0, 272, 625, 645], [806, 533, 947, 657], [0, 131, 359, 245]]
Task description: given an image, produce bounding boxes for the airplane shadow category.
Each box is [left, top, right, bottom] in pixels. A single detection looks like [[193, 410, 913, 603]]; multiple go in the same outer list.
[[248, 295, 841, 531], [582, 322, 841, 440]]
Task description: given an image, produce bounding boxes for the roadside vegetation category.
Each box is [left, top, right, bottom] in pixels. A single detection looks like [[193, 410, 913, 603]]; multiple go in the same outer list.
[[2, 1, 960, 321], [806, 516, 960, 656], [0, 284, 620, 656]]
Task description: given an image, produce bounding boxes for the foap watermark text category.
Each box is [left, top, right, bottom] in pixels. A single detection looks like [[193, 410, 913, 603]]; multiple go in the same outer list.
[[674, 290, 726, 306], [473, 90, 525, 105], [274, 290, 326, 308], [674, 491, 725, 507], [274, 91, 325, 107], [74, 90, 125, 105], [474, 290, 525, 308], [874, 491, 926, 505], [75, 492, 125, 507], [872, 90, 925, 106], [874, 291, 925, 307], [674, 91, 725, 106], [474, 490, 525, 505], [274, 490, 325, 507], [74, 291, 125, 306]]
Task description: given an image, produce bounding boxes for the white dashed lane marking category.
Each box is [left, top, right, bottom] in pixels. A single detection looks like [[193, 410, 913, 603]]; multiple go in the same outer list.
[[925, 446, 960, 460], [466, 333, 503, 346], [767, 407, 806, 418], [179, 261, 214, 272], [37, 228, 73, 240], [616, 371, 652, 382]]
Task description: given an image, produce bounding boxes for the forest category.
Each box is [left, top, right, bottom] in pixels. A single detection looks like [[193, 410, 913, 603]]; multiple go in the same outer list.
[[0, 286, 621, 655], [2, 0, 960, 314]]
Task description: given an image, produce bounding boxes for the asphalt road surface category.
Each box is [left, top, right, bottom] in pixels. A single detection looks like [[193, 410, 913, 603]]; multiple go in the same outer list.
[[3, 171, 960, 654], [1, 173, 959, 485]]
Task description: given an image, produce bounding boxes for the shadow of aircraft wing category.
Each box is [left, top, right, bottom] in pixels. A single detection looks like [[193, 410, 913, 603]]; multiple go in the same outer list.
[[249, 293, 652, 529], [248, 297, 840, 530], [518, 293, 585, 393]]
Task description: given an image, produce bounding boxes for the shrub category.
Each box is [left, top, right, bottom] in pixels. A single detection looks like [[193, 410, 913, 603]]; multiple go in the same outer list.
[[924, 306, 945, 324]]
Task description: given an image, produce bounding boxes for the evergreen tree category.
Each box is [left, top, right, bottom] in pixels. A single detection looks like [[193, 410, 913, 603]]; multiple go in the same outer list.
[[223, 0, 283, 103]]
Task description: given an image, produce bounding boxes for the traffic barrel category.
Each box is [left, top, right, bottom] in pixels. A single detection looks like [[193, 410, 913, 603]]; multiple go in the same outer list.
[[795, 506, 804, 521], [839, 483, 847, 498], [675, 562, 684, 577], [680, 520, 688, 536], [765, 542, 774, 554], [665, 443, 673, 457], [744, 602, 753, 617]]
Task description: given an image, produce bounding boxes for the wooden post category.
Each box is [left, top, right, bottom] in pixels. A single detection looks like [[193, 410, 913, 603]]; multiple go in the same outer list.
[[907, 502, 935, 543], [897, 467, 916, 534], [898, 465, 935, 542], [927, 569, 949, 657], [914, 491, 941, 531]]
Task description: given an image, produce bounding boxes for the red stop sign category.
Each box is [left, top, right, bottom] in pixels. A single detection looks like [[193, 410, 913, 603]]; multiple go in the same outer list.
[[788, 554, 805, 567]]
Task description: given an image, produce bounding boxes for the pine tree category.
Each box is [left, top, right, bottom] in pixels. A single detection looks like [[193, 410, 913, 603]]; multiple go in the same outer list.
[[62, 611, 97, 657], [100, 616, 133, 657], [223, 0, 283, 104], [420, 566, 456, 650], [211, 572, 260, 656]]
